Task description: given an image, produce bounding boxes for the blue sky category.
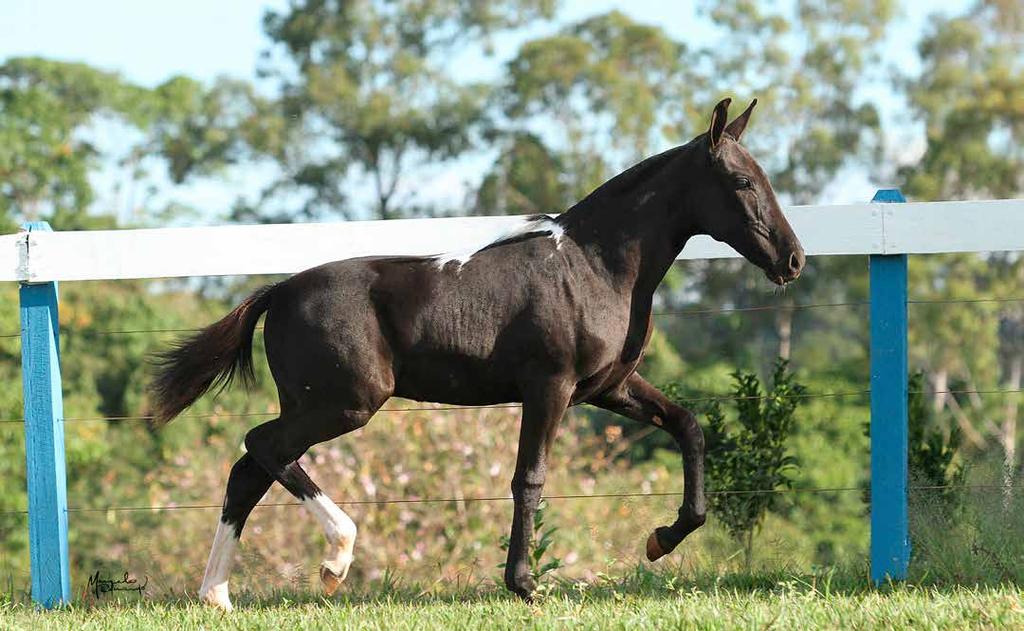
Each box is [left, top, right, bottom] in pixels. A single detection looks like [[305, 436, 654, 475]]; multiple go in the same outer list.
[[1, 1, 702, 86], [2, 0, 963, 87], [0, 0, 972, 222]]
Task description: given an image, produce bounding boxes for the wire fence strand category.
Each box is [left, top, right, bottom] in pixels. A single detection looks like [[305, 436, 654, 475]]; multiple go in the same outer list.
[[652, 301, 867, 317], [0, 483, 1011, 517], [1, 388, 1023, 426], [1, 294, 1022, 341]]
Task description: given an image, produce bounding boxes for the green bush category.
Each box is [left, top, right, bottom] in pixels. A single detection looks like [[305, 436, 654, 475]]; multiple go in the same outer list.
[[907, 371, 965, 504], [667, 359, 806, 568]]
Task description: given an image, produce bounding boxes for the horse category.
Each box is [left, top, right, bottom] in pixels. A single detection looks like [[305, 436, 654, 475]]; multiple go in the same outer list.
[[150, 98, 804, 610]]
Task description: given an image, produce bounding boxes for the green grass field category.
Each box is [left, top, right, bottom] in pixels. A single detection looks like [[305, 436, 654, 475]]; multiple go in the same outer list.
[[2, 568, 1021, 630]]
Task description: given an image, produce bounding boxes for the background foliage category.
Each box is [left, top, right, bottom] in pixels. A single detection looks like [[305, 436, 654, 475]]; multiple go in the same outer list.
[[0, 0, 1021, 599]]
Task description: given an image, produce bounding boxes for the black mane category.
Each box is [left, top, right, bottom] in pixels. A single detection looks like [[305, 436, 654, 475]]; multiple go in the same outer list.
[[580, 144, 688, 203]]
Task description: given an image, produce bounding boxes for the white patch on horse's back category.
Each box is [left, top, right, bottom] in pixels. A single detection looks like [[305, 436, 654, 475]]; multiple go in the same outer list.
[[198, 519, 238, 611], [433, 248, 479, 269], [433, 215, 563, 271]]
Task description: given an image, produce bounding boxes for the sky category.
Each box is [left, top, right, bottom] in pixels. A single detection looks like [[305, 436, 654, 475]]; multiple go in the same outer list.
[[0, 0, 973, 223], [0, 1, 703, 86]]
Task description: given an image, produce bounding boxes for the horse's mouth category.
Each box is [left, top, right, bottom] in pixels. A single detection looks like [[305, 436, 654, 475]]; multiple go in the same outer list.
[[764, 250, 803, 286], [766, 269, 800, 286]]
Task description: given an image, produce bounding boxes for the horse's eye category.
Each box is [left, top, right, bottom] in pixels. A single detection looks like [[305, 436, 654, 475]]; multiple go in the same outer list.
[[734, 176, 752, 190]]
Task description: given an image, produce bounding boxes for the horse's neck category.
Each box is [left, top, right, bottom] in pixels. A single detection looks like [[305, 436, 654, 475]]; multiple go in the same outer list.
[[561, 176, 694, 301]]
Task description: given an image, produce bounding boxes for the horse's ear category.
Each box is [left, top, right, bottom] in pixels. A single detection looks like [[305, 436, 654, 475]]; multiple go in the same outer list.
[[708, 98, 731, 150], [725, 98, 757, 142]]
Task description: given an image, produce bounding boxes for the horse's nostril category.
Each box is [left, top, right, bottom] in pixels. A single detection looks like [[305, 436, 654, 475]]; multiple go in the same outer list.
[[788, 251, 804, 274]]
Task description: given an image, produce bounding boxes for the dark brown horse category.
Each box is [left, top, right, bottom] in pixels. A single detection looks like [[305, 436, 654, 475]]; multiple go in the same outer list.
[[151, 98, 804, 610]]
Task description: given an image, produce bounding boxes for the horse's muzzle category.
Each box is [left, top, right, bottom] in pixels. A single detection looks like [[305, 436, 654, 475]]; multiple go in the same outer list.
[[768, 246, 805, 285]]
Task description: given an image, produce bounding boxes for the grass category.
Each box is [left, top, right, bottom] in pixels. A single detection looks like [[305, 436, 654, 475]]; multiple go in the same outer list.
[[4, 476, 1021, 629], [2, 567, 1021, 630]]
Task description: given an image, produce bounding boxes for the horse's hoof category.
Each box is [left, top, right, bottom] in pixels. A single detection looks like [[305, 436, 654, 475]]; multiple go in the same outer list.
[[646, 531, 667, 562], [199, 586, 233, 612], [505, 570, 536, 602], [509, 583, 535, 602], [320, 562, 349, 595]]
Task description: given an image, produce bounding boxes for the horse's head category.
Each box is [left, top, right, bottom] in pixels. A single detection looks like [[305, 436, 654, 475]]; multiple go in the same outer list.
[[689, 98, 804, 285]]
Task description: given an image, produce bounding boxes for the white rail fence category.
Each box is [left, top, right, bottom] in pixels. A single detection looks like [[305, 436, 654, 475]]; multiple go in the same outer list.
[[3, 199, 1022, 282]]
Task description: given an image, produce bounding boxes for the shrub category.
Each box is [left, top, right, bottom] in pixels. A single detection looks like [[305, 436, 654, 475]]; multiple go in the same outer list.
[[907, 371, 965, 504], [668, 359, 806, 569]]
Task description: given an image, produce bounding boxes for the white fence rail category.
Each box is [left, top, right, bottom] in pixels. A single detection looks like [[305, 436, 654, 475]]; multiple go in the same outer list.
[[2, 199, 1022, 283]]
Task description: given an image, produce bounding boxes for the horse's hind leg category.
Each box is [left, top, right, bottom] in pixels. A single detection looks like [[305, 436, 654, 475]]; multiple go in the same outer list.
[[199, 453, 274, 611], [243, 410, 375, 595]]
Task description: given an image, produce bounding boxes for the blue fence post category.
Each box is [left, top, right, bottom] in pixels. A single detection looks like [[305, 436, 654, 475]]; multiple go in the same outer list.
[[19, 221, 71, 607], [869, 188, 910, 584]]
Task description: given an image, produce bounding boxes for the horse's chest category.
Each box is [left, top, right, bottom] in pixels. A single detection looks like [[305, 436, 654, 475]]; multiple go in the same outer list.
[[570, 302, 653, 397]]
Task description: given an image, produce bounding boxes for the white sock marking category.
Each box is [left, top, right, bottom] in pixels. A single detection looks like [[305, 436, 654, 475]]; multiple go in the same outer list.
[[198, 519, 238, 611], [303, 493, 357, 577]]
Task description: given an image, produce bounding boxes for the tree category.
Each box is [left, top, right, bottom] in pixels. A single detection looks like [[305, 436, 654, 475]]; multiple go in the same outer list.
[[146, 77, 280, 186], [0, 58, 146, 229], [473, 131, 571, 215], [687, 0, 894, 205], [260, 0, 557, 221], [489, 10, 686, 211], [907, 254, 1001, 451], [0, 57, 269, 230], [900, 0, 1024, 475], [0, 59, 284, 580], [900, 1, 1023, 201]]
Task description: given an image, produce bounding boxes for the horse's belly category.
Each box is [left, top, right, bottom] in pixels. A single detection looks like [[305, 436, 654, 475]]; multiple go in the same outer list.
[[392, 353, 519, 406]]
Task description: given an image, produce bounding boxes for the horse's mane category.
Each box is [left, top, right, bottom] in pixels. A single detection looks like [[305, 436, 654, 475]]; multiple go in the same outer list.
[[576, 143, 690, 205]]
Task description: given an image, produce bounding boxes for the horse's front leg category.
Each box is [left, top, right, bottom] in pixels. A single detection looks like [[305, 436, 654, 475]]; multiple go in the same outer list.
[[504, 380, 572, 600], [589, 372, 706, 561]]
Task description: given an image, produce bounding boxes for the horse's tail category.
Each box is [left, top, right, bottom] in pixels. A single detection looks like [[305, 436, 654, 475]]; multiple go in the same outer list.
[[149, 284, 277, 425]]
